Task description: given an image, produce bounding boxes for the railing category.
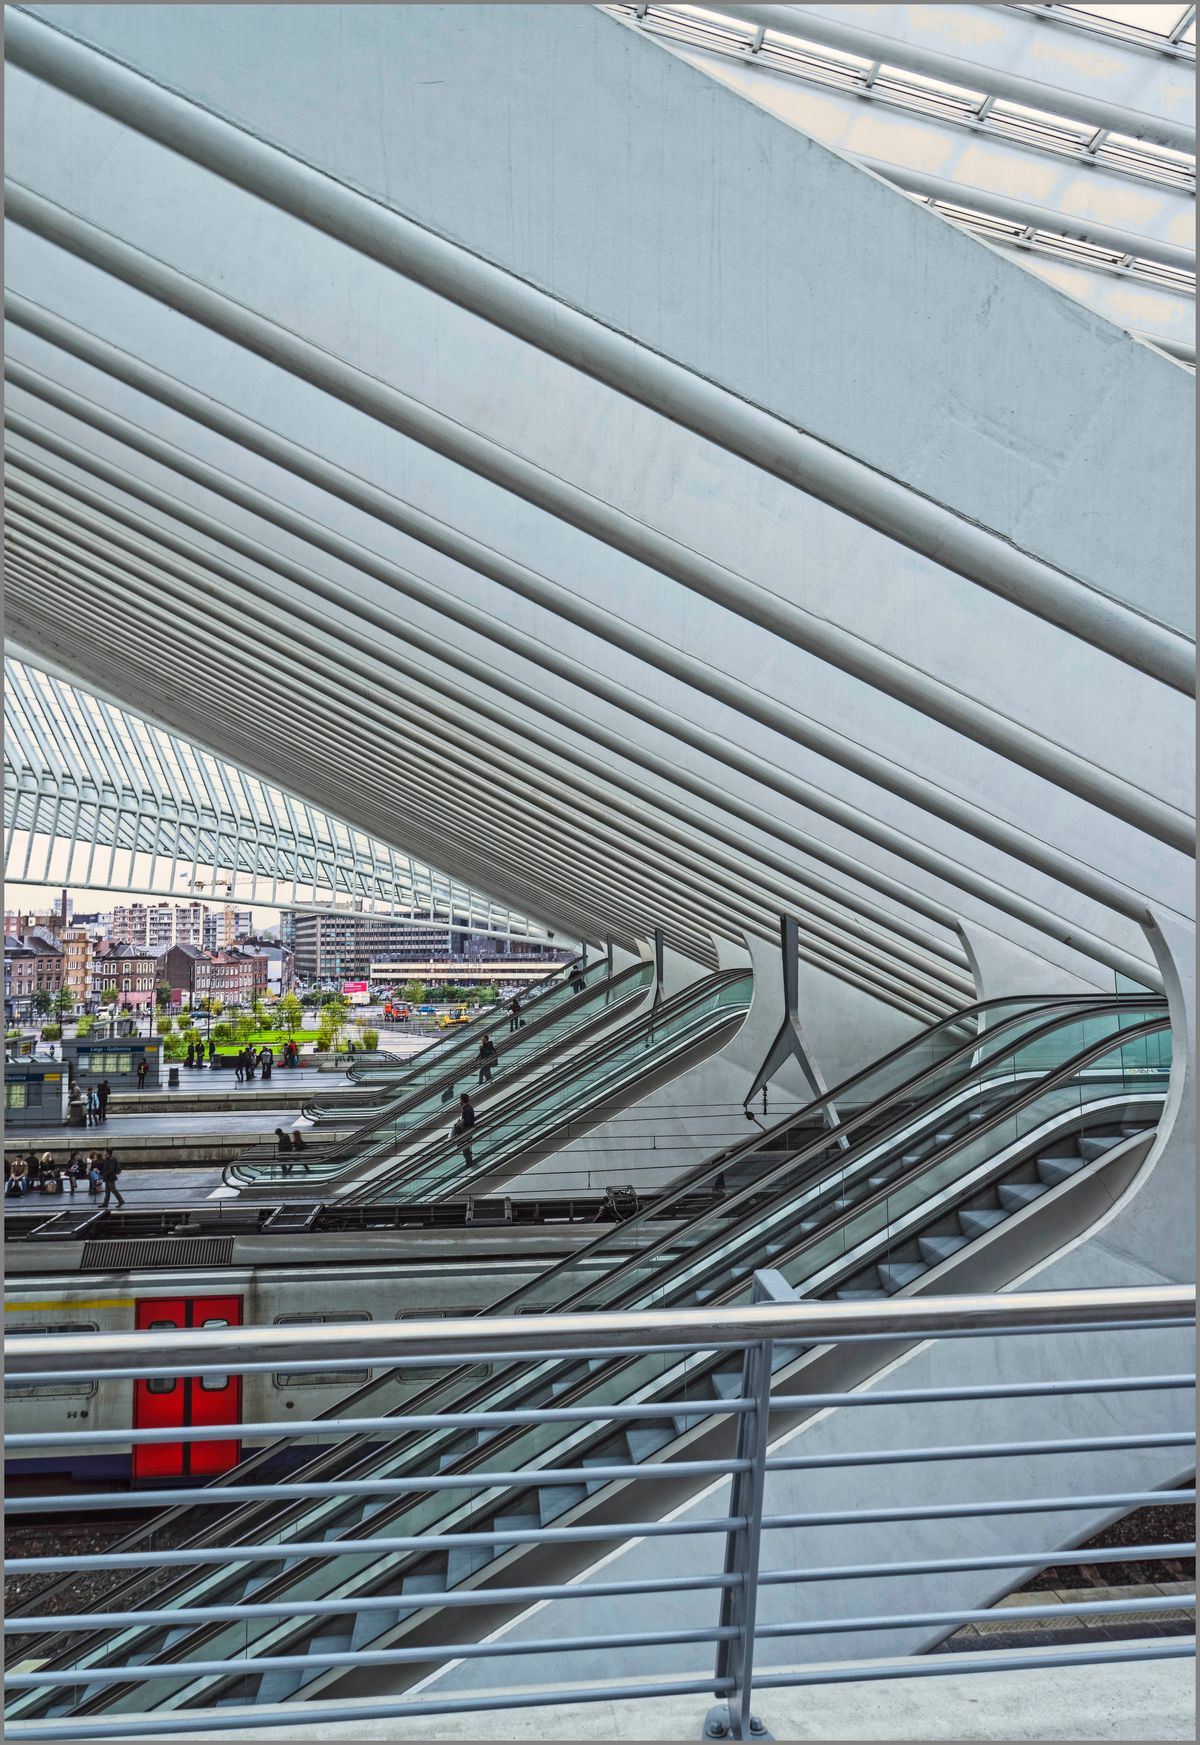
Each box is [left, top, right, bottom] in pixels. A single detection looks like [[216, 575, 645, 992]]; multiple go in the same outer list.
[[5, 1285, 1194, 1739]]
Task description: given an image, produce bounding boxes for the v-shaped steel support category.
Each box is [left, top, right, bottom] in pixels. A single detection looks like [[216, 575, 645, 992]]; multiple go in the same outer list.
[[744, 917, 835, 1122]]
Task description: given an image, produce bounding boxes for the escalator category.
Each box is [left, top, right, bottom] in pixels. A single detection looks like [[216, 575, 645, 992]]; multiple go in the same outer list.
[[7, 995, 1168, 1723], [226, 959, 654, 1192], [303, 951, 591, 1119], [342, 953, 586, 1087], [334, 967, 752, 1204]]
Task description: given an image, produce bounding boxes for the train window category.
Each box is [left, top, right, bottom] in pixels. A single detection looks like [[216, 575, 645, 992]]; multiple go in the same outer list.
[[273, 1312, 371, 1387], [145, 1319, 178, 1392], [4, 1323, 98, 1397], [199, 1318, 230, 1390], [396, 1312, 490, 1384]]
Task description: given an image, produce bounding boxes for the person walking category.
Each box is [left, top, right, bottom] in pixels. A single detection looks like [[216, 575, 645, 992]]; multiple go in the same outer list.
[[207, 1038, 216, 1066], [476, 1034, 498, 1086], [234, 1049, 245, 1084], [100, 1148, 125, 1210], [87, 1085, 101, 1127], [453, 1091, 477, 1169], [570, 966, 586, 995], [97, 1078, 112, 1124], [136, 1056, 148, 1092]]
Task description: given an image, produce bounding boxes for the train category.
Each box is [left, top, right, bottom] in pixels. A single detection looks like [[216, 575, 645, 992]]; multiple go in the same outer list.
[[5, 1234, 605, 1485]]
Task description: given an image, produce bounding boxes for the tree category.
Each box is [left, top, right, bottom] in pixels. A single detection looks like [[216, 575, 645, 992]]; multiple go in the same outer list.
[[100, 986, 118, 1009], [155, 982, 172, 1009], [251, 994, 269, 1032], [277, 992, 304, 1039], [31, 989, 53, 1018], [402, 980, 426, 1005], [51, 988, 75, 1020]]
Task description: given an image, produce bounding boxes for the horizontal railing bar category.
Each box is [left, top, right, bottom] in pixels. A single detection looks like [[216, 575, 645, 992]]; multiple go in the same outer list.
[[3, 1398, 751, 1449], [3, 1572, 742, 1632], [759, 1542, 1196, 1585], [7, 1322, 1192, 1395], [6, 1514, 744, 1573], [761, 1490, 1194, 1532], [5, 1285, 1190, 1373], [754, 1640, 1194, 1693], [10, 1364, 1194, 1394], [3, 1622, 742, 1687], [766, 1375, 1195, 1409], [1, 1673, 737, 1741], [13, 1491, 1188, 1577], [5, 1456, 750, 1513], [754, 1594, 1194, 1639], [4, 1342, 709, 1384], [764, 1431, 1194, 1470]]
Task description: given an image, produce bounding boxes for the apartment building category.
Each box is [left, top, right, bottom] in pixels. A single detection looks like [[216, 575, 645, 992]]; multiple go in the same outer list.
[[92, 940, 157, 1011]]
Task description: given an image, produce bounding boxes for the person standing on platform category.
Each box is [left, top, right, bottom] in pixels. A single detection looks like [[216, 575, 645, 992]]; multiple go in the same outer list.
[[136, 1056, 148, 1092], [234, 1050, 245, 1084], [97, 1078, 112, 1124], [100, 1148, 124, 1209], [87, 1085, 101, 1126]]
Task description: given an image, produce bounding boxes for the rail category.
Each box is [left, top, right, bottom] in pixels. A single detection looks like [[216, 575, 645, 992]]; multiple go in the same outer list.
[[5, 1284, 1194, 1740]]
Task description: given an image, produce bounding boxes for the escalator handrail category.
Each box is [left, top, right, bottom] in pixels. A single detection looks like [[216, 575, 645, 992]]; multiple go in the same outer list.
[[339, 968, 752, 1204], [224, 961, 649, 1186]]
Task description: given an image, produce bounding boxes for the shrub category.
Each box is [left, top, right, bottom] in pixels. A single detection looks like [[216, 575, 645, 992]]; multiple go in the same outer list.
[[155, 1013, 174, 1035], [211, 1022, 234, 1047], [74, 1014, 94, 1039], [359, 1028, 379, 1051], [163, 1033, 188, 1061], [40, 1023, 63, 1041]]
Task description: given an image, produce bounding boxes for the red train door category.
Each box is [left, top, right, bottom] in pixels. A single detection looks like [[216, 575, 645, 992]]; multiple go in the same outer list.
[[133, 1295, 243, 1481]]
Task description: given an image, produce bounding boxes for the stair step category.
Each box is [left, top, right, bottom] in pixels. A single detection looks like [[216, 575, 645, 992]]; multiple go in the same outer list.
[[402, 1572, 447, 1594], [253, 1668, 308, 1704], [958, 1207, 1008, 1237], [1036, 1155, 1085, 1186], [538, 1485, 588, 1524], [1079, 1134, 1124, 1164], [446, 1546, 492, 1587], [494, 1510, 540, 1535], [351, 1607, 401, 1651], [998, 1181, 1049, 1210], [878, 1261, 927, 1290], [625, 1425, 676, 1462], [711, 1367, 745, 1399], [917, 1234, 970, 1265], [582, 1456, 616, 1495]]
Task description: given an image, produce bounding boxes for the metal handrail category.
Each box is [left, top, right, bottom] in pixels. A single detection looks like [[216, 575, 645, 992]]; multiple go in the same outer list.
[[7, 1286, 1192, 1376], [5, 1287, 1194, 1741]]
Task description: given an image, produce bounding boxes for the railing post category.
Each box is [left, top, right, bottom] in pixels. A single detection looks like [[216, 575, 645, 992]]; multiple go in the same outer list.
[[706, 1324, 774, 1741]]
